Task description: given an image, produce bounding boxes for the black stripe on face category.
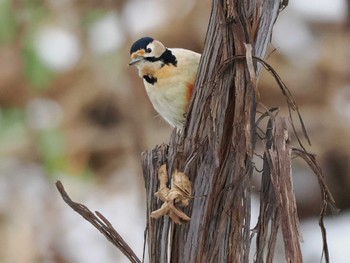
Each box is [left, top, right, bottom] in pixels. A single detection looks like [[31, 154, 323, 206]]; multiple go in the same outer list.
[[144, 49, 177, 67], [143, 75, 157, 85]]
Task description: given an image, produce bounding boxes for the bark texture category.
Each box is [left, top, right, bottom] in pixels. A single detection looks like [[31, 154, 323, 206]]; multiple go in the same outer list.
[[141, 1, 300, 262]]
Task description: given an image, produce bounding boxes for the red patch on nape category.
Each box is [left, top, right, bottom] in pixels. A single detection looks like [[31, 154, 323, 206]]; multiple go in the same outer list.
[[186, 83, 194, 108]]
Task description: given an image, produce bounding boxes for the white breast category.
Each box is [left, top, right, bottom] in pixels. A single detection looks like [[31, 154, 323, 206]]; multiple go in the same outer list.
[[143, 48, 200, 128], [144, 78, 187, 128]]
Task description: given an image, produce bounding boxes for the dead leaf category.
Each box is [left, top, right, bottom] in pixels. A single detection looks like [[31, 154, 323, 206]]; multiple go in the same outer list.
[[150, 164, 192, 224]]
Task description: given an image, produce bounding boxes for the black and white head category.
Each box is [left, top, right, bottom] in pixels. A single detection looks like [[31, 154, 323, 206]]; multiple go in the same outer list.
[[129, 37, 177, 68]]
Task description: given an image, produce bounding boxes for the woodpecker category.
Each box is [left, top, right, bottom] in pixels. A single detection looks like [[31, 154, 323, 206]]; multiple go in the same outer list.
[[129, 37, 201, 129]]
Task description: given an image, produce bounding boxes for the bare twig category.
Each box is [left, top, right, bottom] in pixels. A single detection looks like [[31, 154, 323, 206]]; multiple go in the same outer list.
[[219, 54, 311, 147], [291, 147, 338, 263], [55, 181, 141, 263]]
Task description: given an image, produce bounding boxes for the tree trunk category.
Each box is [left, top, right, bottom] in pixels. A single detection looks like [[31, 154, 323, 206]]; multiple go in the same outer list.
[[142, 0, 290, 262]]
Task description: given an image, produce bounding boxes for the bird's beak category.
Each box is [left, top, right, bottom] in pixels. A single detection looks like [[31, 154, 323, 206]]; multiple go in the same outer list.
[[129, 56, 144, 66]]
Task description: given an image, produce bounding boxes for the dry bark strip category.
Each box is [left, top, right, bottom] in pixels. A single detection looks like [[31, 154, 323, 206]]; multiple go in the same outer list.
[[260, 117, 302, 263]]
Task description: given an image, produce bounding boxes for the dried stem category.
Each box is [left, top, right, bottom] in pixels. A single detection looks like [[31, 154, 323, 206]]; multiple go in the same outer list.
[[55, 181, 141, 263]]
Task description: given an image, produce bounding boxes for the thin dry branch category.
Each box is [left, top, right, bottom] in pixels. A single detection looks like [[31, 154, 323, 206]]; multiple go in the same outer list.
[[218, 54, 311, 147], [291, 147, 338, 262], [55, 181, 141, 263]]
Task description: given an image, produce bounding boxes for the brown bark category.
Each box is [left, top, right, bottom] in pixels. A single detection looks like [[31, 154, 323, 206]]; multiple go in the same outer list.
[[141, 1, 334, 263], [142, 1, 281, 262], [256, 117, 302, 263]]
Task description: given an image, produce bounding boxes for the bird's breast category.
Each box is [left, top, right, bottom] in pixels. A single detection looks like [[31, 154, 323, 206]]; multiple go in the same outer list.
[[139, 48, 200, 128], [143, 66, 191, 127]]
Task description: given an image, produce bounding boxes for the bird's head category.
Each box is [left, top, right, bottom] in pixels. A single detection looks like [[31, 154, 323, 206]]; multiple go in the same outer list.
[[129, 37, 166, 67]]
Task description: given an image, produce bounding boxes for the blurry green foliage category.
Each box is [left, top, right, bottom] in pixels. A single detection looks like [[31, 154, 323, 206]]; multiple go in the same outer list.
[[0, 0, 17, 45], [22, 39, 54, 90], [37, 129, 67, 174], [81, 10, 107, 28], [20, 0, 54, 89], [0, 1, 106, 178], [0, 108, 27, 154], [23, 0, 48, 25], [0, 108, 68, 174]]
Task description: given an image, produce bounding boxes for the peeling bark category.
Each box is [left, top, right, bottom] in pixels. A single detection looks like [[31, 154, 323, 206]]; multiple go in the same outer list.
[[141, 1, 334, 263]]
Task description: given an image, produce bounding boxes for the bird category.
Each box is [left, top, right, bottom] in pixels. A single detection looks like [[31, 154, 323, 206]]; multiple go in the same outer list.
[[129, 37, 201, 129]]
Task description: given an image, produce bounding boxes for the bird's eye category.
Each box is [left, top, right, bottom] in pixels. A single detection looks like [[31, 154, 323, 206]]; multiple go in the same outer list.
[[146, 48, 152, 53]]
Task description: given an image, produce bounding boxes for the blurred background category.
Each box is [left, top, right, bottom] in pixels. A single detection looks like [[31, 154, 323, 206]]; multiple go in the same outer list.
[[0, 0, 349, 262]]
